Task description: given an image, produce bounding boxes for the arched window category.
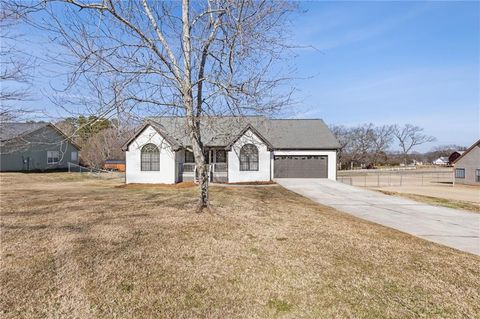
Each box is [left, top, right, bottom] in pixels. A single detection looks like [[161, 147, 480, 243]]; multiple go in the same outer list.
[[141, 144, 160, 171], [239, 144, 259, 171]]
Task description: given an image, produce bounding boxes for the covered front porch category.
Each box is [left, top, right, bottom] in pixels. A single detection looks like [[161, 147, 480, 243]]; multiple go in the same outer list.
[[179, 148, 228, 183]]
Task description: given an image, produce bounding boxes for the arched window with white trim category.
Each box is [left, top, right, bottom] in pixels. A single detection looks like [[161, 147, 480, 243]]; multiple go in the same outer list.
[[141, 144, 160, 171], [239, 144, 258, 171]]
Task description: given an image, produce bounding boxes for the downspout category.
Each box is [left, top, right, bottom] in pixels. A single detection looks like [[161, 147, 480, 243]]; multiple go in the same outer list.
[[336, 149, 338, 181], [270, 150, 273, 181]]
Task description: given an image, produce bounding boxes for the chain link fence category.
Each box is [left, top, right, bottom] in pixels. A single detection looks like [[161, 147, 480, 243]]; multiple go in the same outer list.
[[337, 168, 453, 187], [68, 162, 125, 180]]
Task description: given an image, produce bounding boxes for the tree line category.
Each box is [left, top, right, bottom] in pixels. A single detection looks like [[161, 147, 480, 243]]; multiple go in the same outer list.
[[331, 123, 438, 169]]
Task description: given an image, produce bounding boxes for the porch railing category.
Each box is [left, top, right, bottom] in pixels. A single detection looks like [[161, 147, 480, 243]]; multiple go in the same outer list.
[[180, 163, 227, 183], [211, 163, 227, 173], [181, 162, 227, 173], [182, 163, 196, 173]]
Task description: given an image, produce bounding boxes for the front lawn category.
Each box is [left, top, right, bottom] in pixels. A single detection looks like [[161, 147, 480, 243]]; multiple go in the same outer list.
[[1, 173, 479, 318]]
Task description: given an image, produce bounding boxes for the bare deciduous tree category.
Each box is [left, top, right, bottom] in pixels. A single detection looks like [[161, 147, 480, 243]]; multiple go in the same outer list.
[[80, 127, 128, 168], [393, 124, 436, 164], [331, 123, 415, 169], [19, 0, 295, 210], [371, 124, 394, 165], [348, 124, 374, 168]]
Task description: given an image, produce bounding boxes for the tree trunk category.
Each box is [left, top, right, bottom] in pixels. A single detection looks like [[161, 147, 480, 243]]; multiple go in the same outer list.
[[181, 0, 208, 211], [197, 163, 209, 209], [187, 120, 209, 210]]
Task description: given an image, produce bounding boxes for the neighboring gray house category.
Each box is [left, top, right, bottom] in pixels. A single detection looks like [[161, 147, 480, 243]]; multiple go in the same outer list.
[[0, 122, 80, 172], [122, 116, 340, 184], [453, 139, 480, 185]]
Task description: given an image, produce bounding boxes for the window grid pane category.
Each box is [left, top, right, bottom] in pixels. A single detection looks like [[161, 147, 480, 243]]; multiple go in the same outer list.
[[239, 144, 259, 171], [185, 150, 195, 163], [455, 168, 465, 179], [47, 151, 60, 164], [216, 150, 226, 163], [141, 144, 160, 171]]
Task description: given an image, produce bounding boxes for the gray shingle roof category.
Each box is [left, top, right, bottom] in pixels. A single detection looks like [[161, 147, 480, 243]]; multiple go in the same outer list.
[[148, 116, 340, 149], [0, 122, 49, 141]]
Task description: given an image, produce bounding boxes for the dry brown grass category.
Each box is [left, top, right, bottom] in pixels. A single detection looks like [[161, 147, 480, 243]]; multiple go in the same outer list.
[[117, 181, 197, 189], [376, 190, 480, 213], [1, 173, 479, 318], [220, 181, 277, 185], [369, 183, 479, 204]]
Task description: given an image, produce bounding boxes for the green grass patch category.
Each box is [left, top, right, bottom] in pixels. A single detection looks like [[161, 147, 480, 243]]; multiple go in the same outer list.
[[267, 298, 292, 313]]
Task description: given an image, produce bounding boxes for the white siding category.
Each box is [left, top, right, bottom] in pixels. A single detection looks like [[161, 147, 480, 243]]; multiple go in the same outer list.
[[272, 150, 337, 180], [125, 125, 177, 184], [227, 129, 271, 183]]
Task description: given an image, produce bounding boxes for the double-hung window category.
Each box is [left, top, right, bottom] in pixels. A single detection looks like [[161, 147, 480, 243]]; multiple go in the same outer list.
[[455, 168, 465, 179], [47, 151, 60, 164], [216, 150, 227, 163], [476, 169, 480, 182], [185, 150, 195, 163]]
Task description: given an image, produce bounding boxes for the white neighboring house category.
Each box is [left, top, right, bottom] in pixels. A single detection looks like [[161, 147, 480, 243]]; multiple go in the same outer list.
[[122, 116, 340, 184], [432, 157, 449, 166]]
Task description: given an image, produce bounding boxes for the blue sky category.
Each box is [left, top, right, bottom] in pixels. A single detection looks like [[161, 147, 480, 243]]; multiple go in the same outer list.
[[289, 1, 479, 151], [8, 1, 480, 152]]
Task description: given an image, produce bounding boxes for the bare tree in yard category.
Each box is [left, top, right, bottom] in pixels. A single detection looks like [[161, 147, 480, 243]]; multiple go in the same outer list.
[[19, 0, 295, 209], [331, 124, 374, 169], [331, 123, 395, 169], [393, 124, 436, 165], [0, 4, 35, 121], [348, 124, 375, 169], [370, 124, 394, 165]]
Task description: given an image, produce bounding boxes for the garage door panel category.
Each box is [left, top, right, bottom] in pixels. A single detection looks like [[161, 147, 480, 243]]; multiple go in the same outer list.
[[274, 155, 328, 178]]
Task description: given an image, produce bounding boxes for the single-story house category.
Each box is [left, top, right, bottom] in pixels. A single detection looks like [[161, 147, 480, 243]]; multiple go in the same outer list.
[[448, 151, 464, 165], [122, 116, 340, 184], [0, 122, 80, 172], [432, 157, 449, 165], [452, 139, 479, 185]]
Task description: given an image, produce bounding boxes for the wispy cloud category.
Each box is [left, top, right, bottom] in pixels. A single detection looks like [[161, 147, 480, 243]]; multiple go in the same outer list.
[[296, 3, 430, 51]]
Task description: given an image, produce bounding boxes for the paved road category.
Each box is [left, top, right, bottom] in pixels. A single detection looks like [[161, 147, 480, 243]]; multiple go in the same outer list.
[[276, 179, 480, 255]]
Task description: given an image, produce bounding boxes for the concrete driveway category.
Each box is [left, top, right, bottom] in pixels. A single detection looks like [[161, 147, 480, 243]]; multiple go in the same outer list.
[[276, 178, 480, 255]]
